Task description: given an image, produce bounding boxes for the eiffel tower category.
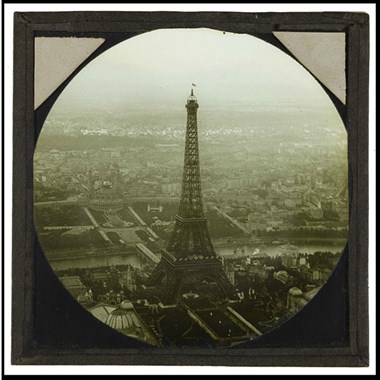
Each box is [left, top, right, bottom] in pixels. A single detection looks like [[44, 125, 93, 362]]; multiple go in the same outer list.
[[149, 89, 236, 304]]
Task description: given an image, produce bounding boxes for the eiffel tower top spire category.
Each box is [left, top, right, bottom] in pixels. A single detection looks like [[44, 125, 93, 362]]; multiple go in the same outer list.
[[177, 88, 204, 219]]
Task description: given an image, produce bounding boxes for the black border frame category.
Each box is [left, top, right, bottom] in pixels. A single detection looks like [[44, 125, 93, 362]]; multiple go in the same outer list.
[[11, 11, 369, 366]]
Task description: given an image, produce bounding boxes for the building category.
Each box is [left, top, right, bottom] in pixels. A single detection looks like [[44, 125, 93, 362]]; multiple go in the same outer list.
[[147, 204, 163, 213], [282, 254, 298, 269], [286, 286, 321, 314], [248, 264, 269, 281], [86, 164, 124, 212], [225, 264, 235, 286], [273, 270, 292, 285], [59, 276, 87, 299], [119, 266, 136, 292]]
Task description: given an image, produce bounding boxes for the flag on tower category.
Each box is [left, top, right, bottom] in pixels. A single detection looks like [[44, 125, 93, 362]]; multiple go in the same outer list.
[[192, 83, 196, 87]]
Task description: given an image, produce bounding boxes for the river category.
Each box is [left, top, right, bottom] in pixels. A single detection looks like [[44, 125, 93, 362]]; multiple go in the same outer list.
[[49, 241, 346, 271], [215, 242, 346, 257], [50, 253, 142, 271]]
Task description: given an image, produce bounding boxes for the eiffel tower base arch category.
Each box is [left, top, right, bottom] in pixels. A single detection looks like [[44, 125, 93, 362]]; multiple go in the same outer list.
[[148, 253, 237, 305]]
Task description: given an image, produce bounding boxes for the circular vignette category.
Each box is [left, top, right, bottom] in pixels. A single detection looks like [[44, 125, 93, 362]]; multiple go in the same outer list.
[[33, 28, 349, 348]]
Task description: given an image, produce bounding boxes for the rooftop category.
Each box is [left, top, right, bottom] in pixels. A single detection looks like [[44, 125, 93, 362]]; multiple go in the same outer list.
[[59, 275, 85, 289]]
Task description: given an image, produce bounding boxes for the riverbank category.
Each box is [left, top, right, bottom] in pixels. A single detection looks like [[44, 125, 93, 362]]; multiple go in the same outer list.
[[215, 242, 346, 257], [44, 237, 346, 272], [45, 245, 138, 261], [213, 237, 347, 248]]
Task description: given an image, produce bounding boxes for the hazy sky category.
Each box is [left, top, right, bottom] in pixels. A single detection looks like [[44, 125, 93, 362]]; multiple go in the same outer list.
[[52, 28, 342, 112]]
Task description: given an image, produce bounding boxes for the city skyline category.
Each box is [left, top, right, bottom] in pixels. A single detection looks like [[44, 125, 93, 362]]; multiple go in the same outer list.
[[39, 29, 346, 155]]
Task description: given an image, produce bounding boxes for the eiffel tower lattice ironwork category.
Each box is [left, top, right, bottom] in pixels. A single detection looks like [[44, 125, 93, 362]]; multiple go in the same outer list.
[[148, 90, 236, 304]]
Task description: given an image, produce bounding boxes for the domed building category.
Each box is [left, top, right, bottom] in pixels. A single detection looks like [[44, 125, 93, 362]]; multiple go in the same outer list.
[[286, 287, 305, 314], [286, 286, 321, 314], [86, 164, 124, 212], [89, 301, 159, 346], [105, 301, 142, 332]]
